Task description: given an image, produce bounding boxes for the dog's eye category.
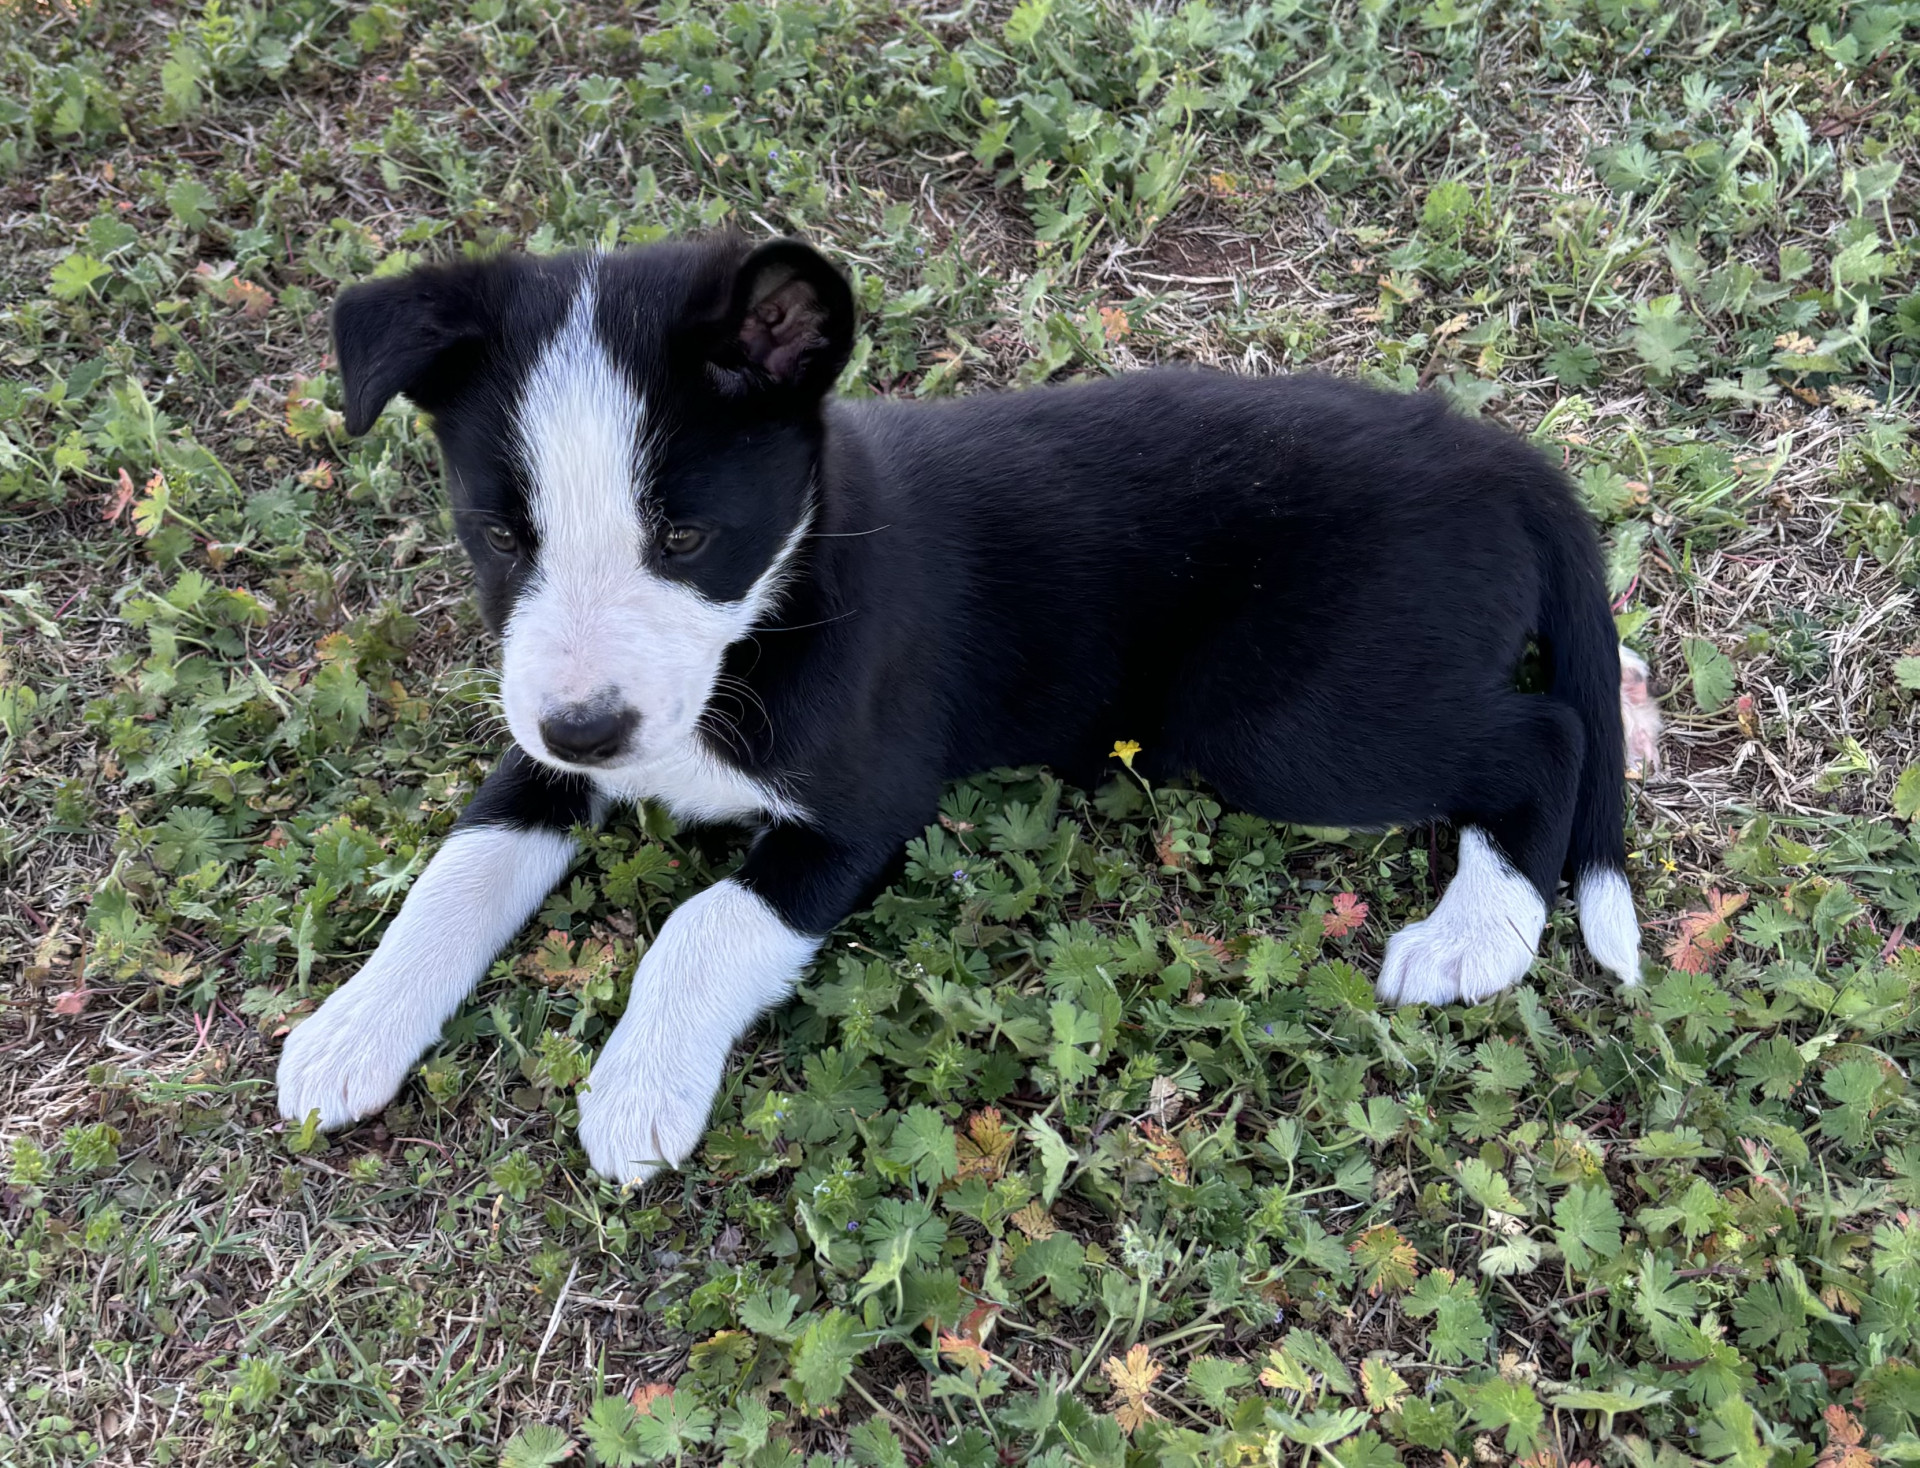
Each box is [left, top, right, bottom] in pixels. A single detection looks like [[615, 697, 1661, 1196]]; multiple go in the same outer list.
[[662, 526, 706, 556], [483, 523, 517, 556]]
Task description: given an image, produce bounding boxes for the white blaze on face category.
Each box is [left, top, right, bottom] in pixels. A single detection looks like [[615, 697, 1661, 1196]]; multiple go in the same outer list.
[[500, 268, 784, 783]]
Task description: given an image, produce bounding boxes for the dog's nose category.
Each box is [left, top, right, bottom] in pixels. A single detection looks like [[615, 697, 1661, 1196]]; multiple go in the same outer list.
[[538, 704, 638, 766]]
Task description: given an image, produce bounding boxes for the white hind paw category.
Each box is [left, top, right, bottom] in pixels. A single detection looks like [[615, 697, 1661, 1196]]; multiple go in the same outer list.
[[1378, 910, 1540, 1005], [1376, 828, 1545, 1006]]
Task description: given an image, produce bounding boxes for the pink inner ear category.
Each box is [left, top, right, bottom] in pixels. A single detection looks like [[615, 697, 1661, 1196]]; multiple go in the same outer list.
[[740, 275, 826, 381]]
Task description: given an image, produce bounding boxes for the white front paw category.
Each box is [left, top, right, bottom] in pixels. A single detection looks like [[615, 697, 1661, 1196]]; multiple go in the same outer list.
[[574, 878, 821, 1183], [575, 1027, 729, 1184], [276, 987, 435, 1131]]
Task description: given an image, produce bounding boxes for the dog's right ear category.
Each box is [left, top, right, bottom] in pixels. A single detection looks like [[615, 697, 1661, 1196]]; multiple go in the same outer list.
[[332, 262, 496, 436]]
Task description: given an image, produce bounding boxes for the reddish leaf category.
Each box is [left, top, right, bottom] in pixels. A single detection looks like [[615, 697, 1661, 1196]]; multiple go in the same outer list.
[[938, 1330, 992, 1374], [958, 1301, 1000, 1340], [53, 986, 92, 1016], [231, 279, 272, 319], [1663, 888, 1747, 973], [1153, 825, 1185, 869], [1818, 1403, 1875, 1468], [103, 468, 135, 524], [629, 1383, 672, 1415], [1322, 892, 1369, 939], [194, 260, 272, 320]]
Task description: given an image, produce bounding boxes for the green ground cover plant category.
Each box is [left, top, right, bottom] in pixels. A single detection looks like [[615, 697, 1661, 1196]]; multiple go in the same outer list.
[[2, 1, 1920, 1464]]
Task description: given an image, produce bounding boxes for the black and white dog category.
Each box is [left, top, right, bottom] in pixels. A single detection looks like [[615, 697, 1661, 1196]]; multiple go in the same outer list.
[[278, 236, 1652, 1183]]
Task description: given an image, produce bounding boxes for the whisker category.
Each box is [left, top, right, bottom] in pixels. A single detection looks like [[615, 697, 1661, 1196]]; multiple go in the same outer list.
[[700, 705, 753, 761], [702, 672, 775, 761], [711, 673, 770, 725], [701, 706, 756, 759], [753, 607, 861, 634]]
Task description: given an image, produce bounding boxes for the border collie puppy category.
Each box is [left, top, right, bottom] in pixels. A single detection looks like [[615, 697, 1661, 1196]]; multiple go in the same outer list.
[[279, 236, 1650, 1183]]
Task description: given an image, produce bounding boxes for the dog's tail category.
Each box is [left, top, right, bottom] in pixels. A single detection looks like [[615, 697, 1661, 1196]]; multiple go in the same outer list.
[[1537, 509, 1643, 987]]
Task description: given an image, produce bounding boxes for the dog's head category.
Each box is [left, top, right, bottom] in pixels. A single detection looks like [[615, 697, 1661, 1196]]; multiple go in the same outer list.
[[331, 236, 852, 776]]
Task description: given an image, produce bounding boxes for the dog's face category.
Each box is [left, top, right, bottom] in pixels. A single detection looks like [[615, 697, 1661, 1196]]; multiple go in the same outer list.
[[331, 239, 853, 776]]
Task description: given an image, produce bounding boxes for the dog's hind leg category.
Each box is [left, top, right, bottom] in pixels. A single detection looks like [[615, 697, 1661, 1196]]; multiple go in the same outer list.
[[1375, 699, 1584, 1007]]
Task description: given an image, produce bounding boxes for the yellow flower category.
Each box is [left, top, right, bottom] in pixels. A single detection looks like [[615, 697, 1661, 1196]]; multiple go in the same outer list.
[[1111, 740, 1142, 771]]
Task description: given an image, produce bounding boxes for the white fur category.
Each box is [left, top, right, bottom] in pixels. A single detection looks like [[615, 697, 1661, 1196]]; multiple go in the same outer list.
[[1620, 645, 1662, 777], [501, 266, 810, 821], [594, 746, 804, 825], [277, 825, 575, 1129], [576, 878, 821, 1183], [1377, 827, 1545, 1006], [1577, 867, 1642, 986]]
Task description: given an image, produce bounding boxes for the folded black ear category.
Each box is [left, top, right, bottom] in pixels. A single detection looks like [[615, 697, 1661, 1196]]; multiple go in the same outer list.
[[332, 262, 497, 435], [709, 240, 855, 402]]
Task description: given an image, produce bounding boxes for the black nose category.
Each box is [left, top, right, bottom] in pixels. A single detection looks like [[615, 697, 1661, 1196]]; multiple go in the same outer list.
[[538, 705, 638, 765]]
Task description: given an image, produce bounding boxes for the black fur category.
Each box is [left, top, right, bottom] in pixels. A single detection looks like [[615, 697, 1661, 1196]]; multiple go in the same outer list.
[[334, 237, 1627, 945]]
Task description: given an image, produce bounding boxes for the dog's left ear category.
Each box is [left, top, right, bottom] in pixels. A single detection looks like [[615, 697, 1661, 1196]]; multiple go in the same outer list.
[[708, 240, 855, 402]]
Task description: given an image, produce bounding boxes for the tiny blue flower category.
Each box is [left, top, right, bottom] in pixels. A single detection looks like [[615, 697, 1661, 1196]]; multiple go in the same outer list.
[[846, 1220, 860, 1231], [915, 246, 924, 255], [702, 83, 713, 94], [952, 868, 966, 882], [1263, 1023, 1274, 1035]]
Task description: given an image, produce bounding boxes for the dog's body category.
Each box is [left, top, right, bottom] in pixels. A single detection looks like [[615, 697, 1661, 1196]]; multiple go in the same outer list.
[[278, 237, 1647, 1181]]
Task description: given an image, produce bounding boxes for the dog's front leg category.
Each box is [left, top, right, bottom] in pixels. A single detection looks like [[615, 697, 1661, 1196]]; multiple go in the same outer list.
[[277, 746, 593, 1132], [575, 821, 886, 1184]]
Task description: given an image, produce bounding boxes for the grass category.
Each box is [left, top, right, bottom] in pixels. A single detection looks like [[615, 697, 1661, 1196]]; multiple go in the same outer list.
[[2, 0, 1920, 1464]]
